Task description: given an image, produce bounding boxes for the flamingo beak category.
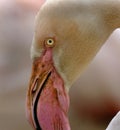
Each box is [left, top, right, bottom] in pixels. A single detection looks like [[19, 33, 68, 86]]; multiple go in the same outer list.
[[26, 48, 70, 130]]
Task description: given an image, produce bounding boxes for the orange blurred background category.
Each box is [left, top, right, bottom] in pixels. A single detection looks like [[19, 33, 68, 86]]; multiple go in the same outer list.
[[0, 1, 120, 130]]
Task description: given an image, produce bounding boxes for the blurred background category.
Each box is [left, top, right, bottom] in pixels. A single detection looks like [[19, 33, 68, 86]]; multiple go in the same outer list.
[[0, 0, 120, 130]]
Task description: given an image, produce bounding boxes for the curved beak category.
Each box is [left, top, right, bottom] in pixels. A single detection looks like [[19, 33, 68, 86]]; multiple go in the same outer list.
[[26, 48, 70, 130], [26, 57, 52, 129]]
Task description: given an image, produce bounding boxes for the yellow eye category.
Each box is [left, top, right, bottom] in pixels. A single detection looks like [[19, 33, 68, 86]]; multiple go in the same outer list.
[[45, 38, 55, 47]]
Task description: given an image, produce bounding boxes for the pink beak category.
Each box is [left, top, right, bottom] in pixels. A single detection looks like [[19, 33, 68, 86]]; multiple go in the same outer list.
[[26, 48, 71, 130]]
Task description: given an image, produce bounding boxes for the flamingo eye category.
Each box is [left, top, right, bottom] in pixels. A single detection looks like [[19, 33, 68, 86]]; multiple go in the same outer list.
[[45, 38, 55, 47]]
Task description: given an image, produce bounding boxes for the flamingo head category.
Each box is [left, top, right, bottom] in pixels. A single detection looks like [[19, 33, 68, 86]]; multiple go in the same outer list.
[[26, 1, 73, 129], [26, 0, 109, 130]]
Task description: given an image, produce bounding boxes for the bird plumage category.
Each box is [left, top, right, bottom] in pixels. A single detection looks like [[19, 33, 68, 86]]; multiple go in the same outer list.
[[106, 111, 120, 130], [31, 0, 120, 88]]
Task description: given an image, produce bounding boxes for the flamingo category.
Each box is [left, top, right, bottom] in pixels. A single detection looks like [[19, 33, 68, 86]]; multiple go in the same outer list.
[[26, 0, 120, 130]]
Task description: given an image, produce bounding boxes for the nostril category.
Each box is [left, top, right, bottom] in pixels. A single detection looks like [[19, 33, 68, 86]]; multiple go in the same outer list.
[[32, 79, 39, 94]]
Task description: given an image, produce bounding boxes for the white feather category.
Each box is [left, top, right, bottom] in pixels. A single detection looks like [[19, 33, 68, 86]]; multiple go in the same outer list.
[[106, 111, 120, 130]]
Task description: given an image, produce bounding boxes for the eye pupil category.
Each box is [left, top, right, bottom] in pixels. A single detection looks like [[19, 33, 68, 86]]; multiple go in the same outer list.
[[49, 40, 52, 43]]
